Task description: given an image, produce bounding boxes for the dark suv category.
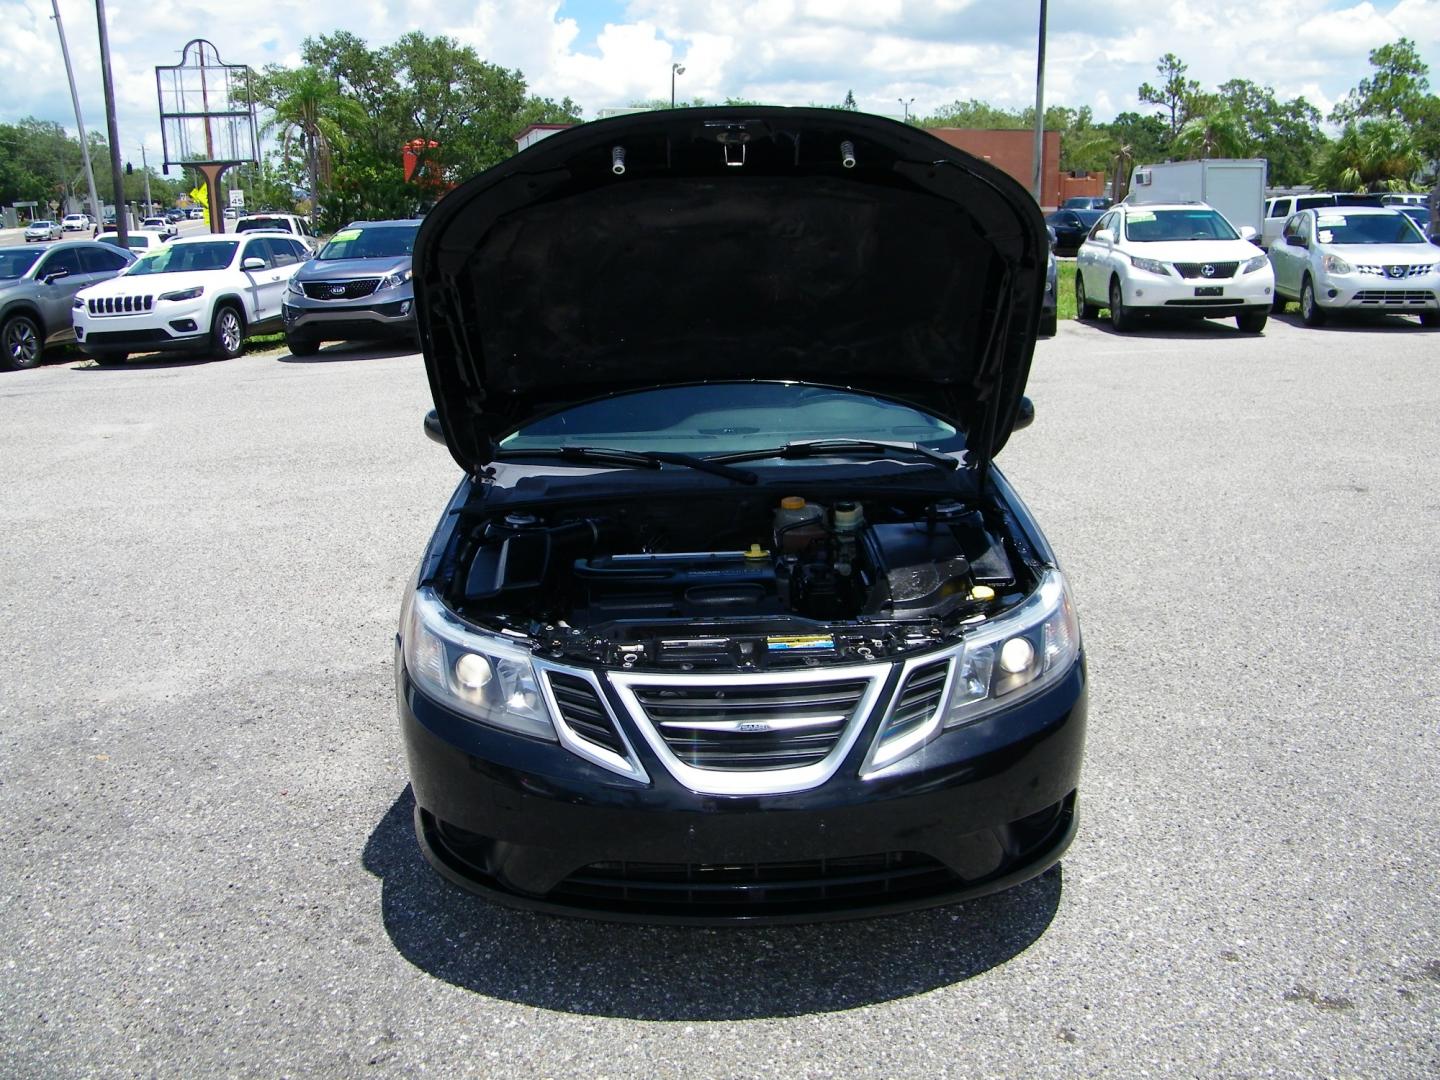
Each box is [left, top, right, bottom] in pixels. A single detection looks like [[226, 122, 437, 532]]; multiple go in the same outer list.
[[281, 220, 420, 355], [397, 109, 1086, 924], [0, 241, 136, 370]]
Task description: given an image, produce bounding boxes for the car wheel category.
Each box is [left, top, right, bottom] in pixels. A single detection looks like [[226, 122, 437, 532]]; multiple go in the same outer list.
[[1108, 278, 1133, 332], [1271, 291, 1288, 313], [1299, 276, 1326, 327], [211, 305, 245, 360], [1421, 312, 1439, 328], [1236, 310, 1268, 334], [92, 352, 128, 367], [1074, 273, 1099, 320], [1, 313, 43, 371], [285, 335, 320, 356]]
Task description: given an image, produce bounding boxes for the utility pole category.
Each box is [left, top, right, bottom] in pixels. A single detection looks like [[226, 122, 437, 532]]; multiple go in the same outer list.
[[49, 0, 102, 227], [1031, 0, 1048, 206], [140, 145, 152, 214], [95, 0, 128, 244]]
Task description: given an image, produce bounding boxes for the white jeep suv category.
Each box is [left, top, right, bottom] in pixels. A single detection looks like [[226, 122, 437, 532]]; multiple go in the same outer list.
[[1075, 202, 1275, 334], [73, 233, 309, 364]]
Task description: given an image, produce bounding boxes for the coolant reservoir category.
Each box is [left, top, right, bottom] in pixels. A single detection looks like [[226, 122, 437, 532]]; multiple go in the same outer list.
[[774, 496, 826, 554]]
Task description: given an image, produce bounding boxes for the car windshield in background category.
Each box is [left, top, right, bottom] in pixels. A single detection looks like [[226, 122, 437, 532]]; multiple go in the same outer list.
[[0, 250, 42, 278], [499, 382, 960, 456], [316, 224, 419, 261], [236, 217, 291, 233], [1125, 209, 1240, 242], [124, 241, 238, 275], [1317, 212, 1426, 244]]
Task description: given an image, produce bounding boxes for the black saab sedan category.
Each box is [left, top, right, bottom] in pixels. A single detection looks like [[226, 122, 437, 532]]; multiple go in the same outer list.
[[397, 108, 1086, 924]]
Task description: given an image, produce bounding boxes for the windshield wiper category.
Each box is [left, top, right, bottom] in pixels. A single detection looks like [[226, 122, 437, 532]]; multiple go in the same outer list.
[[708, 438, 960, 471], [494, 446, 759, 485]]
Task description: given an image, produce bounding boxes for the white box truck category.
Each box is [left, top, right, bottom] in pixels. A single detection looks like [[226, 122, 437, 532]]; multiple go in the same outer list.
[[1127, 159, 1268, 239]]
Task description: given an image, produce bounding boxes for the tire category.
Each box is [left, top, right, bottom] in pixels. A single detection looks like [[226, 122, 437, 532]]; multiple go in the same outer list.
[[1271, 291, 1288, 313], [1, 313, 43, 371], [92, 352, 128, 367], [211, 304, 245, 360], [1421, 312, 1439, 328], [1108, 277, 1133, 332], [285, 335, 320, 356], [1074, 273, 1099, 320], [1299, 276, 1326, 327], [1236, 310, 1268, 334]]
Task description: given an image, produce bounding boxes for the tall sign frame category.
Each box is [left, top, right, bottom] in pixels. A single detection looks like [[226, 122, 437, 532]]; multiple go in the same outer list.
[[156, 40, 258, 233]]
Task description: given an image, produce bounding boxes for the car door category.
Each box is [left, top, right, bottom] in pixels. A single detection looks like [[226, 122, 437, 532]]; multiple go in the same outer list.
[[243, 238, 291, 323], [1077, 211, 1114, 300], [1270, 213, 1304, 296], [30, 247, 92, 343]]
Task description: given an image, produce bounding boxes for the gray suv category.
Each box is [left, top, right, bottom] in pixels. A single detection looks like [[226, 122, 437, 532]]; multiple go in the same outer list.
[[1, 241, 136, 370], [281, 219, 420, 355]]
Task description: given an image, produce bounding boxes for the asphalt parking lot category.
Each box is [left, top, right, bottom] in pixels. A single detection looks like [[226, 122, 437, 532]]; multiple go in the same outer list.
[[2, 314, 1437, 1078]]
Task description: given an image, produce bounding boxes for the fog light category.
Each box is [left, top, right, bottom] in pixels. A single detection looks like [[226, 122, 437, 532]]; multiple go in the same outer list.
[[400, 301, 411, 316], [999, 637, 1035, 675], [1328, 288, 1339, 299]]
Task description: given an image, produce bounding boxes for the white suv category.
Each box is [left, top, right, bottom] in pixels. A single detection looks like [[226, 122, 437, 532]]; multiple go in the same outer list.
[[61, 213, 90, 232], [1076, 202, 1275, 334], [73, 233, 310, 364]]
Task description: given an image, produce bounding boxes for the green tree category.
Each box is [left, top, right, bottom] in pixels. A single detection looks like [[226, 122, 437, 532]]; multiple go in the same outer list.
[[1171, 103, 1249, 159], [255, 65, 366, 211], [919, 99, 1027, 128], [1138, 53, 1203, 140], [1330, 38, 1440, 179], [1313, 119, 1423, 191]]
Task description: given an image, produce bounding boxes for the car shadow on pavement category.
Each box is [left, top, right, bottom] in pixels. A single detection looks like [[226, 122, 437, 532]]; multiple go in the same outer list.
[[1269, 311, 1434, 332], [1079, 316, 1260, 340], [364, 786, 1063, 1020], [276, 341, 418, 363], [69, 353, 219, 371]]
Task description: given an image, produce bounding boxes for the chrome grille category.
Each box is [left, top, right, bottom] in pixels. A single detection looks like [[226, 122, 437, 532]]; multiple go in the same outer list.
[[547, 672, 625, 756], [630, 678, 870, 771], [1354, 264, 1435, 278], [883, 660, 951, 744], [301, 278, 380, 300], [1173, 262, 1239, 279], [87, 294, 154, 316], [1351, 289, 1435, 305]]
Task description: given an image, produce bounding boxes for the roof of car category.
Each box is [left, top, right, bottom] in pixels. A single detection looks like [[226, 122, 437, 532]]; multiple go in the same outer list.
[[339, 219, 424, 228], [1299, 205, 1402, 215]]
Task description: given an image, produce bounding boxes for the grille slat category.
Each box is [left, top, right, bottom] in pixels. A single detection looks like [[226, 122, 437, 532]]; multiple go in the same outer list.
[[881, 660, 950, 743], [631, 678, 869, 772], [1351, 289, 1435, 305], [301, 278, 381, 300], [1173, 261, 1239, 279], [548, 673, 625, 756], [88, 294, 153, 317]]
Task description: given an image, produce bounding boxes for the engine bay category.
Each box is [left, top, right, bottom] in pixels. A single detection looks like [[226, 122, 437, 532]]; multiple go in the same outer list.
[[443, 491, 1038, 670]]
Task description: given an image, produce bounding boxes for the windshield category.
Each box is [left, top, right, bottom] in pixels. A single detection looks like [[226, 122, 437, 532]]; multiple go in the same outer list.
[[317, 224, 419, 261], [236, 217, 291, 233], [1125, 209, 1239, 242], [499, 383, 960, 455], [125, 241, 238, 275], [0, 249, 42, 278], [1314, 211, 1425, 245]]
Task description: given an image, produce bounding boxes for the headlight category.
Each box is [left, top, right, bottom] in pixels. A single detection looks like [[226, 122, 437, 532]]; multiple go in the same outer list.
[[378, 268, 413, 291], [1322, 254, 1353, 274], [159, 286, 203, 302], [865, 570, 1080, 772], [72, 297, 84, 309], [287, 277, 305, 296], [1242, 255, 1269, 274], [1129, 256, 1170, 276], [401, 587, 556, 740]]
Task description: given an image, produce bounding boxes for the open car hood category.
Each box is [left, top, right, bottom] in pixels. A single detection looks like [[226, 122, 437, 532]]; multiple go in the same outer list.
[[414, 107, 1048, 479]]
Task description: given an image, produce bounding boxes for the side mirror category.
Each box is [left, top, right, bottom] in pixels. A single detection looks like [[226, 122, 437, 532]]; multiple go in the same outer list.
[[1096, 228, 1115, 244], [241, 256, 266, 271], [1046, 225, 1058, 250], [1013, 396, 1035, 432], [423, 409, 446, 445], [1285, 234, 1307, 248], [1238, 225, 1258, 241], [42, 268, 70, 284]]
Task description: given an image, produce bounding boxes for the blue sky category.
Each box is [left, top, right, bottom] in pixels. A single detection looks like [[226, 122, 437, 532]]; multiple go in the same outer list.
[[2, 0, 1436, 175]]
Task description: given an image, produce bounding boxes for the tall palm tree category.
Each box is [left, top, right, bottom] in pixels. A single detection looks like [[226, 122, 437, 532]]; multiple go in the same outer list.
[[1171, 106, 1249, 159], [261, 67, 365, 213], [1314, 119, 1423, 191]]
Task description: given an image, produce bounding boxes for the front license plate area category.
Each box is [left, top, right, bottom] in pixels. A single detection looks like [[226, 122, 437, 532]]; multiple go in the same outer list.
[[1194, 286, 1223, 297]]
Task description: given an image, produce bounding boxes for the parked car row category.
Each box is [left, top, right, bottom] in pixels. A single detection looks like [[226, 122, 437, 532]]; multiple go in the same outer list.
[[1071, 201, 1438, 334]]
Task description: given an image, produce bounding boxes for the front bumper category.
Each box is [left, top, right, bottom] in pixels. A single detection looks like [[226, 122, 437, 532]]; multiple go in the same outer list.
[[74, 300, 211, 354], [398, 653, 1086, 925], [282, 293, 415, 341], [1120, 265, 1273, 315], [1313, 272, 1439, 314]]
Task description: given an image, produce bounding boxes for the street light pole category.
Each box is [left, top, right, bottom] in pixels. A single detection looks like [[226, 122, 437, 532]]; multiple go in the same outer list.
[[898, 97, 915, 123], [49, 0, 103, 227], [671, 62, 685, 108], [1031, 0, 1048, 206], [95, 0, 128, 245], [140, 145, 152, 215]]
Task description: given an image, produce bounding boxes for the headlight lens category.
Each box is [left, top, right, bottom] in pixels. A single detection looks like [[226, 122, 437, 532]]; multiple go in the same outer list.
[[378, 268, 412, 291], [866, 570, 1080, 772], [1129, 256, 1170, 276], [159, 286, 203, 302], [1322, 254, 1353, 274], [401, 587, 556, 740], [287, 277, 305, 296], [73, 297, 84, 309], [1242, 255, 1269, 274]]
